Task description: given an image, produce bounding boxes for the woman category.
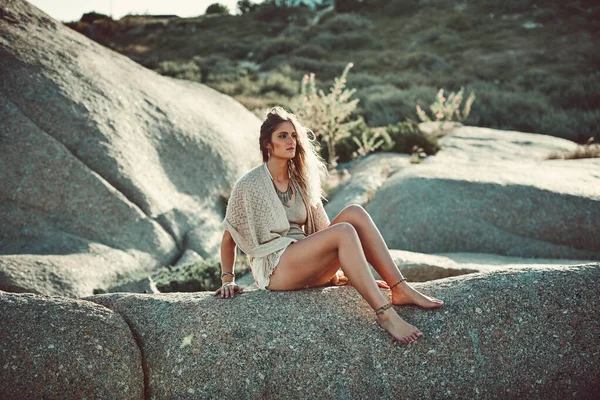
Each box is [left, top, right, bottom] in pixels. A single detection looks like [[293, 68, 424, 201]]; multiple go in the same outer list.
[[214, 106, 443, 343]]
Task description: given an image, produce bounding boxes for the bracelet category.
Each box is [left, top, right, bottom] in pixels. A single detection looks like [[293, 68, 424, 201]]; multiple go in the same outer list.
[[221, 272, 235, 278]]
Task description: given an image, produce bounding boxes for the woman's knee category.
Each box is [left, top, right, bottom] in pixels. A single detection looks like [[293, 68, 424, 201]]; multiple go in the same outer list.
[[342, 204, 369, 222], [331, 222, 359, 243]]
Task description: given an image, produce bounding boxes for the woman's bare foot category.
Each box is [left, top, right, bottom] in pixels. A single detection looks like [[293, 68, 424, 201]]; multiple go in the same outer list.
[[376, 307, 422, 344], [391, 281, 444, 309]]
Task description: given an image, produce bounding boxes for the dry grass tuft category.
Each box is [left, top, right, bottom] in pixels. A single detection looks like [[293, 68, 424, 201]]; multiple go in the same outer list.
[[547, 140, 600, 160]]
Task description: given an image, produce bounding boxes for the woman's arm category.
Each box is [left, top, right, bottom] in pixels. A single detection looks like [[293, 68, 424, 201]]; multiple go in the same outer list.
[[215, 229, 243, 298], [220, 230, 237, 283]]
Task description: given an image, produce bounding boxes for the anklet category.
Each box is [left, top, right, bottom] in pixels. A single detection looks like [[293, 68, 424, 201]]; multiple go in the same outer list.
[[389, 277, 407, 290], [375, 303, 393, 315]]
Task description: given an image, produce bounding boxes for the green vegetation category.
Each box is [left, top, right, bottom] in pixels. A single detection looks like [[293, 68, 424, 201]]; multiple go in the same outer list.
[[206, 3, 230, 15], [152, 259, 222, 292], [65, 0, 599, 150], [385, 120, 440, 156], [416, 87, 475, 123], [151, 258, 251, 292], [237, 0, 258, 14], [291, 63, 362, 168]]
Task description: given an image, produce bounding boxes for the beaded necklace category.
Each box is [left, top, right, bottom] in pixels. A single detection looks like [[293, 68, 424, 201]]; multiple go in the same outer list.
[[265, 163, 294, 203]]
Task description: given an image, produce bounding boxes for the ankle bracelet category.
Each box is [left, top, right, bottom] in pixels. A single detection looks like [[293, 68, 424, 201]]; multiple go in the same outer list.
[[375, 303, 393, 315], [389, 277, 407, 290]]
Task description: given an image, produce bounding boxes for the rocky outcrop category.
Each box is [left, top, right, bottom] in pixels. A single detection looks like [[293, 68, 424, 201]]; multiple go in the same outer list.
[[368, 156, 600, 258], [3, 265, 599, 398], [434, 125, 580, 162], [0, 0, 262, 297], [0, 290, 144, 399], [385, 250, 591, 281], [80, 264, 600, 399], [328, 127, 600, 260]]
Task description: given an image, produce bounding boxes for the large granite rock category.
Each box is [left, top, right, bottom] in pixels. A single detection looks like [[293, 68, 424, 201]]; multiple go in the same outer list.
[[328, 127, 600, 259], [80, 264, 600, 399], [0, 290, 144, 399], [434, 125, 580, 162], [386, 250, 591, 281], [368, 157, 600, 259], [0, 0, 262, 297]]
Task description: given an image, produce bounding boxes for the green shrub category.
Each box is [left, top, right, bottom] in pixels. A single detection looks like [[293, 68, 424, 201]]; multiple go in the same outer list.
[[351, 126, 392, 159], [444, 11, 479, 32], [221, 40, 256, 59], [465, 82, 550, 133], [320, 13, 373, 34], [193, 55, 247, 83], [358, 85, 436, 127], [263, 56, 348, 78], [292, 44, 328, 59], [237, 0, 258, 14], [206, 3, 231, 15], [154, 60, 202, 82], [313, 31, 380, 51], [291, 63, 362, 168], [259, 72, 299, 97], [335, 0, 368, 13], [331, 119, 392, 163], [345, 72, 385, 89], [80, 11, 112, 23], [385, 120, 440, 155], [152, 259, 222, 292], [416, 27, 459, 45], [537, 108, 600, 143], [207, 75, 257, 96], [415, 87, 476, 123], [254, 37, 302, 62], [402, 52, 451, 72], [547, 72, 600, 110], [254, 1, 306, 22]]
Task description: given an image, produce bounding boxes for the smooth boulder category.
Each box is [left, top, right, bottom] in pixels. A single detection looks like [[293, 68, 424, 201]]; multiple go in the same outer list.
[[0, 0, 262, 297], [367, 157, 600, 259]]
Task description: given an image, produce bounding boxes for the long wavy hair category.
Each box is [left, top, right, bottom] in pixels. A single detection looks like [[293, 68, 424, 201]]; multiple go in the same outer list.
[[259, 106, 328, 207]]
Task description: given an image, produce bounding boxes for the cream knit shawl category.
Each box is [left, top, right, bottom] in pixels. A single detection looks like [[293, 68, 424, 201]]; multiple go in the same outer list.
[[222, 162, 330, 286]]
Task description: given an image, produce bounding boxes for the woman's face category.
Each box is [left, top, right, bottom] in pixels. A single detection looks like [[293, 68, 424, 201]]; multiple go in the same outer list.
[[267, 121, 297, 160]]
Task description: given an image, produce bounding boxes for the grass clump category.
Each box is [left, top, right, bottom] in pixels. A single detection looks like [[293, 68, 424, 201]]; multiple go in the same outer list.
[[154, 60, 202, 82], [385, 120, 440, 156], [547, 138, 600, 160], [319, 13, 373, 34], [253, 36, 303, 62], [152, 259, 223, 292]]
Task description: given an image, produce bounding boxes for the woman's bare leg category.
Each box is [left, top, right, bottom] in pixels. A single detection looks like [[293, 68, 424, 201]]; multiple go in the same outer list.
[[267, 223, 422, 343], [331, 204, 443, 309]]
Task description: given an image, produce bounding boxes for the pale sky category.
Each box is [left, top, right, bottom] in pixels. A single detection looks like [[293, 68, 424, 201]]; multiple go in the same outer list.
[[27, 0, 254, 22]]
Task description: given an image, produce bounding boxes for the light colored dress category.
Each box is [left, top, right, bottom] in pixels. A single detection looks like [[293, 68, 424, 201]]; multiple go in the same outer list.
[[256, 180, 308, 289]]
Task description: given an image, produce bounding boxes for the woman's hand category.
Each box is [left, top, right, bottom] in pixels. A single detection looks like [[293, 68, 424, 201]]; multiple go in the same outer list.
[[375, 280, 390, 289], [329, 270, 390, 289], [214, 282, 243, 299], [329, 270, 349, 286]]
